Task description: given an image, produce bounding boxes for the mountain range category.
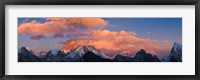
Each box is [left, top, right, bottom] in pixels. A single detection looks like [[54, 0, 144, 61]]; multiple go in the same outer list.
[[18, 42, 182, 62]]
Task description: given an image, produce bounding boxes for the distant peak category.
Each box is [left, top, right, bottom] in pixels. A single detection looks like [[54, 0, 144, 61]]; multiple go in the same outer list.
[[174, 42, 177, 45], [61, 41, 80, 53], [139, 49, 146, 53], [39, 51, 47, 53], [20, 46, 31, 51], [18, 46, 34, 55], [68, 41, 78, 45], [50, 49, 59, 51], [49, 49, 59, 56], [20, 47, 26, 49], [173, 42, 182, 48], [135, 49, 147, 56], [173, 42, 181, 45]]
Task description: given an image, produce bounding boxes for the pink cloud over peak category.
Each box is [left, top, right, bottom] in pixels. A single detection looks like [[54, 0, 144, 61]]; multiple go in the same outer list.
[[18, 18, 108, 40], [61, 30, 172, 58]]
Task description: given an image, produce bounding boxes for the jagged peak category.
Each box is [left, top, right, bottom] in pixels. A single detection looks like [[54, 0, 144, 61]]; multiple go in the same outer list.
[[68, 41, 79, 45], [20, 46, 30, 51], [61, 41, 80, 53], [18, 46, 35, 55], [171, 42, 182, 52], [137, 49, 147, 54], [49, 49, 59, 56], [134, 49, 148, 58], [173, 42, 182, 47]]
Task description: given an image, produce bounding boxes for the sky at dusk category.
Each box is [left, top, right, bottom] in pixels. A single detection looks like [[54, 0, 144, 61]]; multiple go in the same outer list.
[[18, 18, 182, 58]]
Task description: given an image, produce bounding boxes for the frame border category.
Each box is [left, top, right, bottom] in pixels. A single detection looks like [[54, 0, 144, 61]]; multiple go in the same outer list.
[[0, 0, 200, 80]]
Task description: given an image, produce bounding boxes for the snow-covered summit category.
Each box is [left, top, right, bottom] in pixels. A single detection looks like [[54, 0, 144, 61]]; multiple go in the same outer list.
[[164, 42, 182, 62], [18, 47, 34, 54], [74, 45, 108, 58], [61, 41, 108, 58], [49, 49, 59, 56], [172, 42, 182, 55], [61, 41, 80, 53]]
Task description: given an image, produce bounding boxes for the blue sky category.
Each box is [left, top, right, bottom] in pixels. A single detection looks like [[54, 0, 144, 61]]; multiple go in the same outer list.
[[103, 18, 182, 43]]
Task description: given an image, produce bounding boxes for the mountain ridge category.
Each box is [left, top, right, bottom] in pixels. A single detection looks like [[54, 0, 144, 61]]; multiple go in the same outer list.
[[18, 42, 182, 62]]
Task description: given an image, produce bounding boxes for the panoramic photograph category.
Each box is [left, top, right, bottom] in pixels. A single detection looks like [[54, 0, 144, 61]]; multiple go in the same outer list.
[[18, 18, 182, 62]]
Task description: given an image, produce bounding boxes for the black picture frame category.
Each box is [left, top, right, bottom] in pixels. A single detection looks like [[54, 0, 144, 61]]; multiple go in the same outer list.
[[0, 0, 200, 80]]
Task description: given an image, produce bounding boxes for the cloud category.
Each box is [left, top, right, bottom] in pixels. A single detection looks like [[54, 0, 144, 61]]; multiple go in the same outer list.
[[61, 30, 172, 58], [46, 18, 66, 21], [18, 18, 108, 40], [31, 35, 46, 41]]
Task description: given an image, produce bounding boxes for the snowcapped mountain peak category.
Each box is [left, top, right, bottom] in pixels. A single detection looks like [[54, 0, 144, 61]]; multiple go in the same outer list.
[[172, 42, 182, 55], [18, 47, 40, 62], [61, 41, 108, 58], [66, 52, 77, 58], [174, 42, 182, 48], [26, 47, 30, 50], [20, 47, 28, 51], [61, 41, 80, 53], [18, 47, 34, 54], [50, 49, 59, 56], [18, 47, 25, 53], [164, 42, 182, 62], [174, 42, 181, 47], [73, 45, 108, 58]]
